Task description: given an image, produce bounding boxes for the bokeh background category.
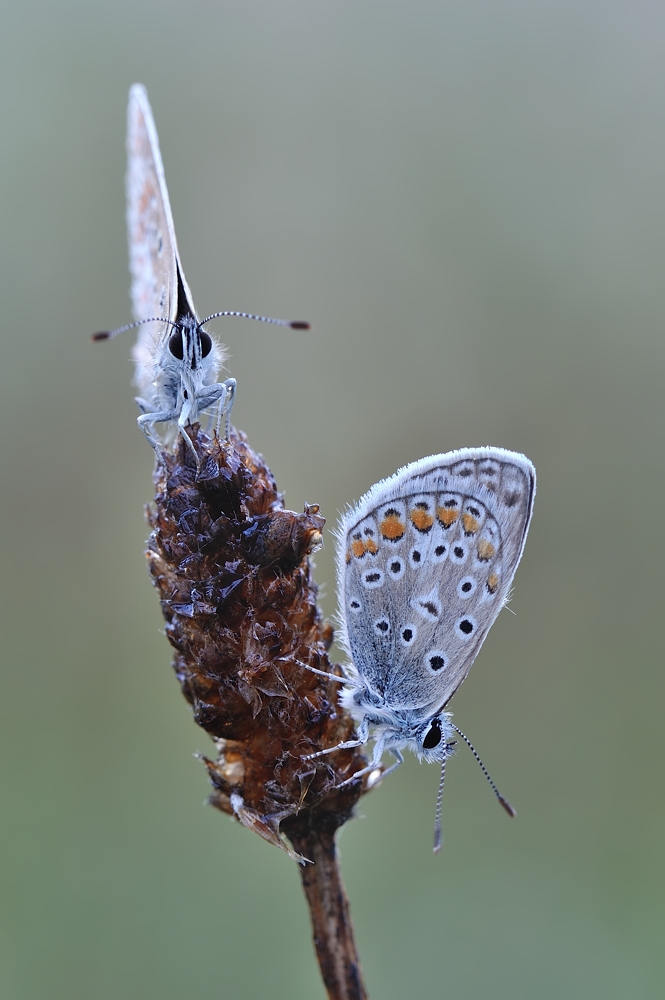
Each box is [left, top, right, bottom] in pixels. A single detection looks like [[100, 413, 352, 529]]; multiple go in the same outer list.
[[2, 2, 663, 997]]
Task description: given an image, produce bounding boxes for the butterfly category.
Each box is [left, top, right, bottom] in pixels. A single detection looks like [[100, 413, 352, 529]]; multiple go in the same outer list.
[[94, 84, 307, 454], [308, 447, 535, 850]]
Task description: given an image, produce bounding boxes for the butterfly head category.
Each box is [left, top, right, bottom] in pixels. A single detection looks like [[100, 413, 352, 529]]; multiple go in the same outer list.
[[413, 714, 457, 764], [157, 314, 223, 419], [167, 315, 214, 373], [348, 699, 457, 765]]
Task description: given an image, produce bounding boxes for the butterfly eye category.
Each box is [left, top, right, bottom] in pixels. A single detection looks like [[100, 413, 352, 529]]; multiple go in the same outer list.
[[199, 331, 213, 357], [168, 330, 184, 360], [422, 719, 442, 750]]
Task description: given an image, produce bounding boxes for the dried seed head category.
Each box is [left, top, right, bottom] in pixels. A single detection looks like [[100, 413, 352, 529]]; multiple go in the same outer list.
[[146, 425, 368, 861]]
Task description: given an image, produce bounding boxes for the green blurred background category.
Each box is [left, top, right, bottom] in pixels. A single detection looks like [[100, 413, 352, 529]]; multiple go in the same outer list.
[[1, 2, 663, 997]]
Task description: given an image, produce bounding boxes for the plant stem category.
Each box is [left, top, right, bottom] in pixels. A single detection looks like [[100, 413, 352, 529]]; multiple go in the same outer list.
[[286, 815, 368, 1000]]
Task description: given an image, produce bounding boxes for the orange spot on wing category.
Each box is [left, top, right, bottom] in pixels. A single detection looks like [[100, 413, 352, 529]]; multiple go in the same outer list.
[[351, 539, 366, 558], [364, 538, 378, 555], [379, 514, 406, 540], [487, 572, 499, 593], [437, 506, 459, 528], [462, 513, 480, 534], [477, 539, 496, 561], [410, 508, 434, 532]]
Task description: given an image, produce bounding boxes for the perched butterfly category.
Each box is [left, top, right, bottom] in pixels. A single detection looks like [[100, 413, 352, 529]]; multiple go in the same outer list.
[[94, 84, 307, 454], [308, 447, 535, 850]]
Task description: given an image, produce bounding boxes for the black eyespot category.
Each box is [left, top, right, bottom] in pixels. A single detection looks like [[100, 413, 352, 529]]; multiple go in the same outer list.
[[429, 654, 445, 670], [457, 577, 478, 600], [402, 628, 413, 642], [350, 599, 360, 609], [454, 546, 464, 558], [412, 550, 421, 563], [423, 719, 442, 749], [375, 618, 390, 633], [199, 331, 213, 357], [435, 545, 446, 556], [459, 619, 473, 634], [390, 560, 401, 574], [169, 330, 184, 359]]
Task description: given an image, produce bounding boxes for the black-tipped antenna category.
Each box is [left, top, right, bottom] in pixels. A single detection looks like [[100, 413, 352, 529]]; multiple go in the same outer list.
[[433, 757, 447, 854], [451, 723, 516, 818], [92, 317, 177, 342], [200, 310, 309, 330], [93, 312, 310, 343]]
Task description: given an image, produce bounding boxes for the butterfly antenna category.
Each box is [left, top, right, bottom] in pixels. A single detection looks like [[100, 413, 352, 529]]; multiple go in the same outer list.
[[200, 310, 309, 330], [450, 723, 516, 817], [92, 317, 178, 341], [433, 757, 447, 854]]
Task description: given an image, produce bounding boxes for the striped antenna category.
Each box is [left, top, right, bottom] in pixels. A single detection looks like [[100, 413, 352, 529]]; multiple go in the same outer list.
[[451, 723, 516, 818], [200, 311, 309, 330], [93, 312, 309, 342], [92, 317, 177, 341], [433, 757, 447, 854]]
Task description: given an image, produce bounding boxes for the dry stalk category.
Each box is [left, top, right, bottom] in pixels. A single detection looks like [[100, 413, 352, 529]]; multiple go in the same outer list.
[[145, 424, 371, 999]]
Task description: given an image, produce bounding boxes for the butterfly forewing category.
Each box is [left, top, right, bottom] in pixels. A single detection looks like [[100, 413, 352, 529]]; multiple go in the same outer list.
[[126, 84, 197, 396], [337, 448, 535, 714]]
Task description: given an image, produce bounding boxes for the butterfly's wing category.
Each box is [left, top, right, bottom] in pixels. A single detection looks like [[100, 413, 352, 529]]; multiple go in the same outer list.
[[336, 448, 535, 714], [126, 84, 197, 396]]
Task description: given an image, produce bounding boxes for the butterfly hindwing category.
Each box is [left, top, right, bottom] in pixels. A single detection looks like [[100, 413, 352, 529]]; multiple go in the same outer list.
[[337, 448, 535, 713]]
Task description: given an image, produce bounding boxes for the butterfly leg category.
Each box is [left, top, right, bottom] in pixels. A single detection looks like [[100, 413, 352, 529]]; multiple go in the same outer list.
[[291, 658, 345, 684], [218, 378, 236, 440], [197, 378, 237, 441], [334, 731, 393, 788], [135, 396, 152, 414], [302, 716, 370, 762], [137, 407, 180, 451], [138, 407, 202, 464], [378, 747, 404, 780]]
